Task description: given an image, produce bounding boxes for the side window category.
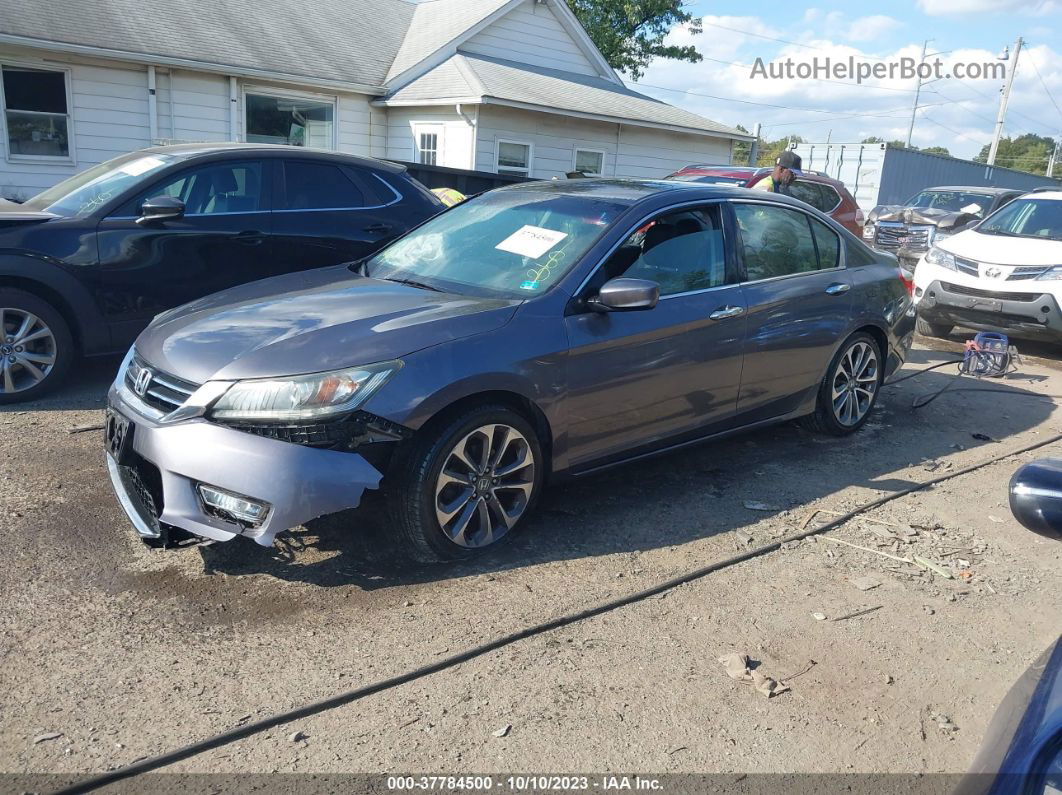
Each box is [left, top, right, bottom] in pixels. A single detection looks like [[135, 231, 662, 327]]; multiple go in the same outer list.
[[817, 184, 841, 212], [282, 161, 364, 210], [788, 180, 821, 210], [733, 203, 820, 281], [600, 205, 728, 296], [846, 240, 878, 267], [810, 216, 841, 269], [116, 161, 264, 216]]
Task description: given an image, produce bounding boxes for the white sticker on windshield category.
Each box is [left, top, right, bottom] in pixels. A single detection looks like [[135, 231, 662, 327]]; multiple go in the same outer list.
[[495, 225, 568, 259], [119, 156, 166, 177], [961, 203, 984, 214]]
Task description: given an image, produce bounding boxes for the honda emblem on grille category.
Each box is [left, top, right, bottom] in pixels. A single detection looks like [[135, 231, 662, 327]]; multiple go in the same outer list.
[[984, 267, 1003, 279], [133, 367, 153, 396]]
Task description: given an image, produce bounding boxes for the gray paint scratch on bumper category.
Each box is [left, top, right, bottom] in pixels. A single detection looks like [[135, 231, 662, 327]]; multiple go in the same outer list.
[[107, 386, 383, 546]]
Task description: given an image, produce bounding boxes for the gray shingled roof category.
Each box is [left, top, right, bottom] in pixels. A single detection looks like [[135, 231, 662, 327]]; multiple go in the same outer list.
[[0, 0, 503, 90], [382, 54, 751, 138]]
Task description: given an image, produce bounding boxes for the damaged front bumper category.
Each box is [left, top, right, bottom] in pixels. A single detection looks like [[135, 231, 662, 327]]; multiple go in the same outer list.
[[105, 382, 384, 547]]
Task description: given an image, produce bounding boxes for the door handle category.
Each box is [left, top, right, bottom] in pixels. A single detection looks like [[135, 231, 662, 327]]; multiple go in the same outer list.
[[709, 305, 745, 320], [825, 282, 851, 295], [233, 231, 265, 245], [364, 223, 392, 234]]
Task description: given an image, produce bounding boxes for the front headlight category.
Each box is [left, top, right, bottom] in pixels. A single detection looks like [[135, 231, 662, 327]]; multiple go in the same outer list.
[[209, 361, 401, 421], [925, 246, 957, 271], [1036, 265, 1062, 281]]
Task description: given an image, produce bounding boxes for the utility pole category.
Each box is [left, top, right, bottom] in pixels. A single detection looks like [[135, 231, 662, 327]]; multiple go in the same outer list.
[[989, 37, 1023, 167], [748, 122, 760, 166], [1048, 137, 1059, 178], [906, 39, 930, 148]]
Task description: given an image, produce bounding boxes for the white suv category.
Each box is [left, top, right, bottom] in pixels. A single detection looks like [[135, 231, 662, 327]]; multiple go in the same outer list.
[[912, 189, 1062, 342]]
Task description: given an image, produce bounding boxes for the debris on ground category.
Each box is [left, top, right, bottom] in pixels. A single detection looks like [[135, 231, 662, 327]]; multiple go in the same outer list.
[[811, 611, 827, 620], [929, 712, 959, 733], [492, 724, 512, 738], [288, 731, 307, 742], [718, 653, 791, 698], [67, 423, 106, 435], [848, 576, 882, 591], [743, 501, 779, 512], [32, 732, 63, 744], [914, 556, 954, 579]]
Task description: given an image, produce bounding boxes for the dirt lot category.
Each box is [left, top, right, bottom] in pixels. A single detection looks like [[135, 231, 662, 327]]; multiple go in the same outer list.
[[2, 337, 1061, 786]]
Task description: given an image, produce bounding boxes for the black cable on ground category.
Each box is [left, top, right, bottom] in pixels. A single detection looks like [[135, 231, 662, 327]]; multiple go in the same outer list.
[[54, 430, 1062, 795]]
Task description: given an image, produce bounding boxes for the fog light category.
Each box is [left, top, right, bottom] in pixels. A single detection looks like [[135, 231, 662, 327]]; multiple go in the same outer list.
[[197, 484, 271, 525]]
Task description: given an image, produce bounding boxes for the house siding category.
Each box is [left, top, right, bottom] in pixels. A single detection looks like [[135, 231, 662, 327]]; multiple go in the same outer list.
[[386, 105, 475, 169], [475, 105, 731, 180], [460, 0, 599, 77]]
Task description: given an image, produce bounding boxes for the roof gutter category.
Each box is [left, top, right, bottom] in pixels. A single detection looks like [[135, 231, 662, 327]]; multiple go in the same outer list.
[[375, 95, 754, 141], [0, 33, 388, 96]]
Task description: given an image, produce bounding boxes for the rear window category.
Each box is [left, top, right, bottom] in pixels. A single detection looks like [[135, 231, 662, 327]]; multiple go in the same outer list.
[[668, 174, 748, 186], [281, 161, 364, 210]]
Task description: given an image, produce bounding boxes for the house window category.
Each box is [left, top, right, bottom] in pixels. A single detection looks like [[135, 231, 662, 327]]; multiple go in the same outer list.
[[2, 65, 71, 158], [496, 140, 531, 177], [574, 149, 604, 176], [415, 129, 440, 166], [245, 92, 334, 148]]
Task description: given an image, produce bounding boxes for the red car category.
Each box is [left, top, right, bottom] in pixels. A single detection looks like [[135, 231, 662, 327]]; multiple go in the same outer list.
[[666, 165, 865, 237]]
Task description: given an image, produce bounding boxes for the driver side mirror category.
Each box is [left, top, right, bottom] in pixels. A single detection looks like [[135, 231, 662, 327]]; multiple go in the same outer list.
[[587, 277, 660, 312], [136, 196, 185, 226]]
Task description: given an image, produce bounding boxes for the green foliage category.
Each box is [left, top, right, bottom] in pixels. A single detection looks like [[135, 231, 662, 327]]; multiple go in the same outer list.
[[565, 0, 703, 79], [974, 133, 1057, 176]]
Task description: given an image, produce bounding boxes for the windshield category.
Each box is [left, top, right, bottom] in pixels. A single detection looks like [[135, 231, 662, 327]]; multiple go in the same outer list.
[[668, 174, 748, 186], [977, 198, 1062, 240], [364, 190, 628, 298], [906, 190, 992, 216], [22, 152, 177, 217]]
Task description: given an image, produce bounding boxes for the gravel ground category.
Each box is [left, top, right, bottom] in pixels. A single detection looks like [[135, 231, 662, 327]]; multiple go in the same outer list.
[[1, 337, 1061, 787]]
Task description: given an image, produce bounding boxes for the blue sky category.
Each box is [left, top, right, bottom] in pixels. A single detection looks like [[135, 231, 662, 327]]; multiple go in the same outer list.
[[627, 0, 1061, 162]]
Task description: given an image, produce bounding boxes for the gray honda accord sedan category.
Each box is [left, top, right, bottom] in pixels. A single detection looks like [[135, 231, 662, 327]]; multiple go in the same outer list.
[[105, 179, 915, 561]]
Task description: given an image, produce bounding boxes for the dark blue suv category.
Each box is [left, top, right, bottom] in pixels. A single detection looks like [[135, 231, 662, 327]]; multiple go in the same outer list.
[[0, 143, 443, 402]]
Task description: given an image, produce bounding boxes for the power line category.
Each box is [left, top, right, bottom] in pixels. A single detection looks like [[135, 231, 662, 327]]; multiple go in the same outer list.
[[920, 114, 988, 147], [700, 20, 893, 62], [1027, 54, 1062, 127], [630, 80, 857, 113]]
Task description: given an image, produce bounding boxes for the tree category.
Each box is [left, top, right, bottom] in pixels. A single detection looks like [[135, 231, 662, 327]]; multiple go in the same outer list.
[[974, 133, 1056, 175], [565, 0, 703, 79], [920, 146, 951, 157]]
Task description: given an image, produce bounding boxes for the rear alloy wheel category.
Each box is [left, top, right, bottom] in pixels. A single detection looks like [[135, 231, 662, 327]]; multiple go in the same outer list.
[[388, 405, 544, 562], [0, 290, 73, 404], [916, 315, 953, 339], [802, 332, 882, 436]]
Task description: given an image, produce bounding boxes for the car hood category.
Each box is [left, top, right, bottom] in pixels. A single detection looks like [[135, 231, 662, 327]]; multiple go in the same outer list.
[[940, 229, 1062, 266], [0, 198, 57, 227], [868, 204, 981, 232], [135, 265, 521, 383]]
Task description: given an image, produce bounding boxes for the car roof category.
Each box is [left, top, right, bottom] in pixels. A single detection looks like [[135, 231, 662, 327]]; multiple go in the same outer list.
[[493, 177, 827, 211], [1024, 190, 1062, 200], [134, 142, 406, 174], [671, 165, 846, 188], [916, 185, 1021, 195]]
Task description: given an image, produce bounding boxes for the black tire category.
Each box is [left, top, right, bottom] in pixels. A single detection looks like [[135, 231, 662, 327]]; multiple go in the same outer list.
[[385, 404, 545, 563], [801, 332, 883, 436], [0, 288, 74, 404], [916, 315, 953, 339]]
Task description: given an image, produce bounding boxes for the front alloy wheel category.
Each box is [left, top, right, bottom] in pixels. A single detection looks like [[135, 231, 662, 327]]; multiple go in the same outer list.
[[388, 405, 544, 562], [0, 289, 73, 404], [434, 424, 535, 548]]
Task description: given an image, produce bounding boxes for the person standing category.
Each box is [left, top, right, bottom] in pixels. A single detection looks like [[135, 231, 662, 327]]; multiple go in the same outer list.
[[751, 150, 802, 196]]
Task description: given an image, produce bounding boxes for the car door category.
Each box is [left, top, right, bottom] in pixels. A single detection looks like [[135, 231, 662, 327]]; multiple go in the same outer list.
[[96, 158, 273, 347], [563, 203, 747, 469], [730, 199, 852, 423], [271, 159, 400, 269]]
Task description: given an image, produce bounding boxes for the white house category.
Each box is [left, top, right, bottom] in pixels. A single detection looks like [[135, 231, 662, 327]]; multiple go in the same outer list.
[[0, 0, 751, 201]]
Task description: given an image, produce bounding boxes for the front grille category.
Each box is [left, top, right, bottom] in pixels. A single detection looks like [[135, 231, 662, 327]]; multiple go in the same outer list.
[[875, 223, 934, 252], [1008, 265, 1051, 281], [941, 282, 1043, 302], [125, 354, 200, 414], [115, 452, 165, 533], [953, 257, 980, 278]]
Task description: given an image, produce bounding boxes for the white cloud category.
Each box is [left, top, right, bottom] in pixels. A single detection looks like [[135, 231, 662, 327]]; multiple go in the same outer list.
[[915, 0, 1057, 16], [631, 15, 1062, 161], [845, 15, 903, 42]]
